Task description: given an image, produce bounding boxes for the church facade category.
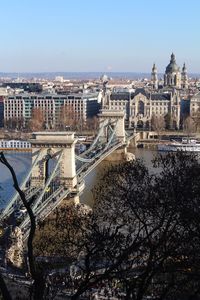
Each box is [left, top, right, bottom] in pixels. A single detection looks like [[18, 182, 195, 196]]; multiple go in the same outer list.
[[109, 88, 180, 129], [128, 88, 180, 129], [105, 53, 188, 130]]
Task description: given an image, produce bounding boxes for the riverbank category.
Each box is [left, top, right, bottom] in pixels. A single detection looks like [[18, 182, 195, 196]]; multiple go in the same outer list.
[[0, 148, 32, 152], [0, 129, 96, 141]]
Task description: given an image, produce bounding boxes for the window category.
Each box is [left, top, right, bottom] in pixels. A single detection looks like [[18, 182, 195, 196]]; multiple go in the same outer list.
[[138, 101, 144, 114]]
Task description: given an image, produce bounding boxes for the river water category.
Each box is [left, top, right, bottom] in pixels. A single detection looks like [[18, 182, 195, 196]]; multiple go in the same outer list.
[[0, 148, 158, 209]]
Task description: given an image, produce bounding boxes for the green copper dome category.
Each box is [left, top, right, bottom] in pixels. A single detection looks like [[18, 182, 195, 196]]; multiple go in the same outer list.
[[165, 53, 180, 73]]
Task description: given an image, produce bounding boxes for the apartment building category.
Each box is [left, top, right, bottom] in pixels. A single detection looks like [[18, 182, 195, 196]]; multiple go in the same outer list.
[[4, 92, 101, 129]]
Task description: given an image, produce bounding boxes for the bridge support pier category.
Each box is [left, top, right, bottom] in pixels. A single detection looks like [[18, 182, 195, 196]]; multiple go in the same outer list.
[[98, 109, 126, 143], [97, 109, 135, 161], [30, 132, 77, 190]]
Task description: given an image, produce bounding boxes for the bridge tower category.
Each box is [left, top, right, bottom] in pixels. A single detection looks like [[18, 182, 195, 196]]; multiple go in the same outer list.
[[98, 109, 126, 143], [30, 132, 77, 189]]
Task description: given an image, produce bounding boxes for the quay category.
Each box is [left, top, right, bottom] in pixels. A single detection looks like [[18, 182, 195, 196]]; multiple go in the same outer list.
[[0, 148, 32, 152], [0, 140, 32, 152]]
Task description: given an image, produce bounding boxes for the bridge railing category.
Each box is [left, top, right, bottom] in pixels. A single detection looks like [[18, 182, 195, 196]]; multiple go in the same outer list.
[[79, 119, 110, 158], [1, 150, 63, 224], [20, 185, 64, 230], [77, 140, 125, 179], [31, 151, 63, 212], [22, 188, 70, 240], [77, 120, 120, 175], [0, 150, 42, 220]]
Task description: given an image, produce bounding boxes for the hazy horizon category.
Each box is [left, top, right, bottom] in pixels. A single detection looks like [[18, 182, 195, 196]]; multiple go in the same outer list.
[[1, 71, 200, 81]]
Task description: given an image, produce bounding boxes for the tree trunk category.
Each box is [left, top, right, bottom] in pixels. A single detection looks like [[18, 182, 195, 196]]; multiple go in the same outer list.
[[33, 273, 46, 300], [0, 273, 12, 300], [0, 152, 44, 300]]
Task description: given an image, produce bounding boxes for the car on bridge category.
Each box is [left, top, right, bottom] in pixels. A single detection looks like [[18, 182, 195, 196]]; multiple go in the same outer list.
[[88, 151, 96, 158], [76, 136, 87, 142], [14, 209, 27, 223]]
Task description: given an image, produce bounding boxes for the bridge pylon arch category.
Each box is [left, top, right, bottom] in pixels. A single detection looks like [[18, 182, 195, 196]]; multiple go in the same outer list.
[[98, 109, 126, 143], [30, 132, 77, 189]]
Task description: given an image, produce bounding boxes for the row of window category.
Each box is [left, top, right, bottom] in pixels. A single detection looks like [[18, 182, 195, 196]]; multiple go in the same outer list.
[[0, 141, 31, 148], [5, 103, 23, 105], [5, 113, 23, 117], [111, 101, 169, 106]]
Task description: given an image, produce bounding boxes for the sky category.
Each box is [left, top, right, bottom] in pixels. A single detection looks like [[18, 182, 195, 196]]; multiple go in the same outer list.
[[0, 0, 200, 73]]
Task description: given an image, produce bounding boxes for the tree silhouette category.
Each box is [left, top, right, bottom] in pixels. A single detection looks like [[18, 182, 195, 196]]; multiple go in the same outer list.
[[183, 116, 195, 137], [151, 114, 165, 140], [28, 107, 45, 131], [1, 151, 200, 299], [33, 152, 200, 299], [0, 152, 46, 300]]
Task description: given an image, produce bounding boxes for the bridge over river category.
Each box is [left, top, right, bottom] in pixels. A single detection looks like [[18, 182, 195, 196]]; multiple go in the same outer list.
[[0, 109, 138, 238]]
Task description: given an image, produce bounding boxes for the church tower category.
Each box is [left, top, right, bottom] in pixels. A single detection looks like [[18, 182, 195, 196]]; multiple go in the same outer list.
[[151, 63, 158, 90], [181, 63, 188, 89]]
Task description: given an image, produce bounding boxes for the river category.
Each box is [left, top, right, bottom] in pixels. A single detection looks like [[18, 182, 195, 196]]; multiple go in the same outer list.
[[0, 148, 158, 209]]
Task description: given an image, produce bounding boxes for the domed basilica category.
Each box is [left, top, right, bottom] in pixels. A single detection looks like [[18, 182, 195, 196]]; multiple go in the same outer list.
[[151, 53, 188, 89]]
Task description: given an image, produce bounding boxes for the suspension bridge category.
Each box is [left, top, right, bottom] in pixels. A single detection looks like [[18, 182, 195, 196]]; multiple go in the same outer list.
[[0, 109, 137, 238]]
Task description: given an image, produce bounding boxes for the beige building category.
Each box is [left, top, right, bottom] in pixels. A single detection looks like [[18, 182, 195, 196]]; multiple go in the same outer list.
[[130, 89, 180, 129], [190, 92, 200, 117], [109, 88, 180, 129]]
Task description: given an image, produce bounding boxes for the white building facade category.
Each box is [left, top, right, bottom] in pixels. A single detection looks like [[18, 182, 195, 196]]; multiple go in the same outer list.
[[3, 93, 101, 129]]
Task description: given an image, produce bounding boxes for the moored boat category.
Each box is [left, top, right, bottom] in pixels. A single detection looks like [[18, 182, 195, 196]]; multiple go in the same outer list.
[[158, 138, 200, 152]]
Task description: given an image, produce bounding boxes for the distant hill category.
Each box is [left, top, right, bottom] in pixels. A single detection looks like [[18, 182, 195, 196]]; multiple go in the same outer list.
[[0, 72, 200, 80]]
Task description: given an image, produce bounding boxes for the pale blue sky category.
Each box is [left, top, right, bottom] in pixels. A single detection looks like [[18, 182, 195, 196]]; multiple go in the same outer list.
[[0, 0, 200, 73]]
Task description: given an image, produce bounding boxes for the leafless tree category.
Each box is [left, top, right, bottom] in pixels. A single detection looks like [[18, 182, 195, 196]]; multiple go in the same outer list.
[[28, 107, 45, 131], [57, 103, 78, 130], [192, 109, 200, 132], [34, 153, 200, 299], [151, 114, 166, 140], [164, 112, 172, 129], [1, 151, 200, 299], [183, 116, 195, 137], [85, 116, 99, 133]]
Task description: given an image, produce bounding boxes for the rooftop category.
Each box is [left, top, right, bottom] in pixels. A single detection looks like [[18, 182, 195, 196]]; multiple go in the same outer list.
[[151, 93, 171, 100]]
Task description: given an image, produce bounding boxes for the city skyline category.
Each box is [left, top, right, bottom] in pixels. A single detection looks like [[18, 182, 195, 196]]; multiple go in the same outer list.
[[1, 0, 200, 73]]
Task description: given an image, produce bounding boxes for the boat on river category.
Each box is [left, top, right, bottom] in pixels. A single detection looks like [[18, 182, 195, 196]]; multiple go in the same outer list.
[[158, 138, 200, 152]]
